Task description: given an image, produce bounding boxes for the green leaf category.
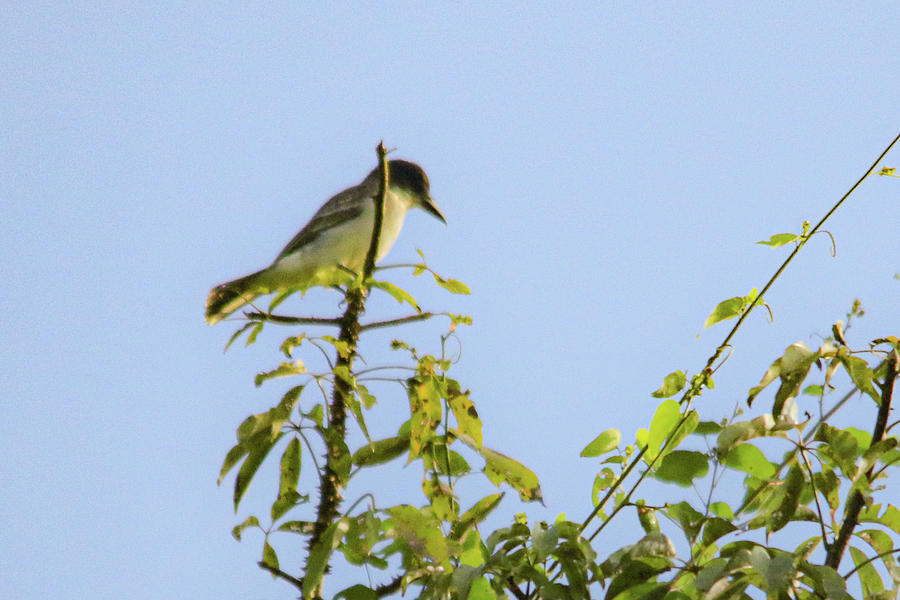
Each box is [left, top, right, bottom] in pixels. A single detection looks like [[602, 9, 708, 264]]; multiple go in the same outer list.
[[703, 296, 744, 329], [638, 506, 660, 534], [813, 469, 841, 510], [352, 436, 410, 467], [799, 564, 852, 600], [254, 361, 306, 387], [716, 415, 776, 456], [859, 504, 900, 536], [367, 280, 420, 310], [580, 429, 622, 457], [334, 584, 378, 600], [531, 523, 559, 559], [653, 450, 709, 486], [457, 434, 542, 503], [850, 545, 884, 596], [231, 515, 260, 541], [769, 464, 804, 533], [840, 355, 880, 403], [646, 400, 680, 459], [757, 233, 799, 248], [762, 551, 795, 595], [724, 443, 775, 478], [218, 443, 250, 486], [451, 493, 504, 540], [387, 505, 452, 563], [694, 420, 723, 435], [261, 540, 279, 572], [459, 529, 486, 567], [651, 371, 686, 398], [448, 385, 482, 447], [468, 577, 494, 600], [321, 335, 352, 360], [591, 469, 616, 505], [219, 390, 300, 492], [433, 273, 471, 295], [709, 502, 735, 520], [608, 580, 670, 600], [407, 376, 443, 459], [424, 446, 470, 476], [277, 520, 314, 535], [271, 437, 302, 521], [234, 432, 284, 511], [268, 290, 294, 311], [665, 501, 704, 541], [245, 322, 264, 346], [224, 322, 258, 352], [747, 342, 817, 412], [357, 384, 376, 409], [857, 529, 900, 586], [279, 334, 306, 358], [701, 517, 737, 547]]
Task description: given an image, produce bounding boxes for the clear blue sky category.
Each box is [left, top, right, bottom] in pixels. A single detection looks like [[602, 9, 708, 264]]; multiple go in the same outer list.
[[2, 4, 899, 599]]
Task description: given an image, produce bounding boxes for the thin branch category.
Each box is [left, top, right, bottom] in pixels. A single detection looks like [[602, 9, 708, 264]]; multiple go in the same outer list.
[[506, 577, 529, 600], [245, 311, 342, 326], [695, 131, 900, 385], [842, 547, 900, 579], [798, 443, 831, 553], [361, 312, 436, 331], [257, 561, 304, 590]]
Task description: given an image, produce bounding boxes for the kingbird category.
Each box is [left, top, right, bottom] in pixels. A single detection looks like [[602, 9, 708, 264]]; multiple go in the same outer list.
[[205, 160, 445, 325]]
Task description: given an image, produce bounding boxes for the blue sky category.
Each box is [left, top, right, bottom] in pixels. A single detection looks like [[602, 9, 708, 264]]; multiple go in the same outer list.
[[2, 4, 899, 599]]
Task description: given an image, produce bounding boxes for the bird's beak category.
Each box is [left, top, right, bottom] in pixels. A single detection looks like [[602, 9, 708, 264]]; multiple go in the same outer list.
[[420, 195, 447, 224]]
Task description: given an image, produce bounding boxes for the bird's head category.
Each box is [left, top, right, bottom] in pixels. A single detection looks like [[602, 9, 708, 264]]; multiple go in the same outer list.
[[382, 160, 446, 224]]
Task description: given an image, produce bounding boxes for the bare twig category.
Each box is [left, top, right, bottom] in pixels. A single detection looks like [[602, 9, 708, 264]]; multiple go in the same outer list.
[[360, 312, 436, 330], [244, 312, 342, 326]]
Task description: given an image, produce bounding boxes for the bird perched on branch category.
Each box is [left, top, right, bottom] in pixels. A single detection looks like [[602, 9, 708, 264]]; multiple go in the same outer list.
[[205, 160, 445, 325]]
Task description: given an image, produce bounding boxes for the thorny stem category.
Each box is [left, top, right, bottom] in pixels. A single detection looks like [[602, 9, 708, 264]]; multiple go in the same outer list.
[[303, 142, 390, 598]]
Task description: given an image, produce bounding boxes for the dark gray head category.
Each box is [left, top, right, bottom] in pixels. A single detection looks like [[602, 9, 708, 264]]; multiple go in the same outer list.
[[367, 159, 446, 223]]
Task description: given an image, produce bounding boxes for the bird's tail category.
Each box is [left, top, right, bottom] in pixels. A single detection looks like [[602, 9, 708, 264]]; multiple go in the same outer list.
[[205, 270, 268, 325]]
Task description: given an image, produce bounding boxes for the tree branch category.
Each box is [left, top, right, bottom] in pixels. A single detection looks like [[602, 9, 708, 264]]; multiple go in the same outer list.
[[360, 312, 435, 331], [825, 350, 898, 568], [244, 311, 342, 326], [257, 561, 304, 590]]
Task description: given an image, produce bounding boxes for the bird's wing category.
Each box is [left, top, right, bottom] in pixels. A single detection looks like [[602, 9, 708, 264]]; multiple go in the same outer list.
[[275, 180, 376, 261]]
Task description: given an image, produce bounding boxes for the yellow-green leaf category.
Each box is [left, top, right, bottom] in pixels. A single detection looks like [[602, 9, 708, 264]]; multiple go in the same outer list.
[[255, 361, 307, 387], [704, 296, 744, 329], [433, 274, 471, 295], [757, 233, 799, 248], [580, 429, 622, 457], [652, 371, 687, 398], [367, 280, 420, 310]]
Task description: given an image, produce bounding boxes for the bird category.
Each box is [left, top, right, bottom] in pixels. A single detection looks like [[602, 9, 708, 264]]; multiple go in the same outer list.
[[205, 160, 445, 325]]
